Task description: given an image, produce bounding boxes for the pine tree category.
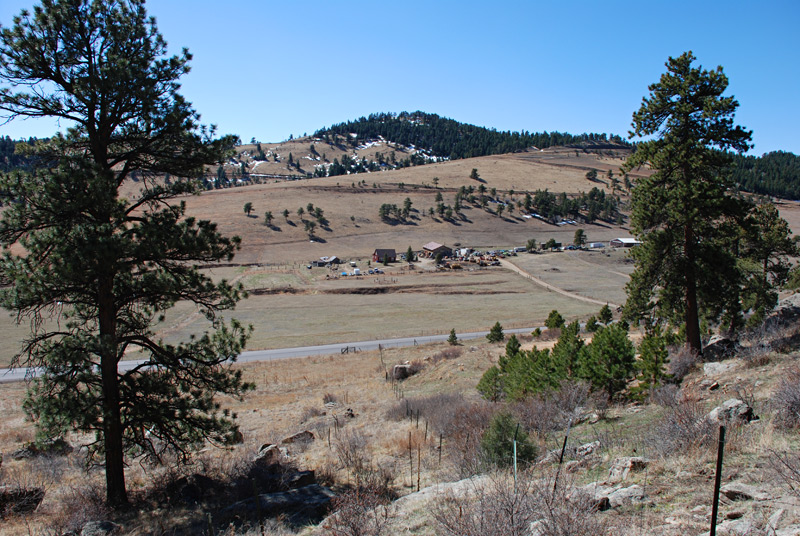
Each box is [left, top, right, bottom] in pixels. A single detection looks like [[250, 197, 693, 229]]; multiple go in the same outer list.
[[632, 325, 673, 399], [598, 304, 613, 325], [579, 324, 636, 400], [448, 328, 458, 346], [406, 246, 415, 263], [486, 321, 504, 343], [550, 321, 585, 380], [477, 366, 503, 402], [0, 0, 251, 507], [243, 202, 253, 216], [545, 310, 565, 330], [622, 52, 752, 353], [481, 413, 536, 468]]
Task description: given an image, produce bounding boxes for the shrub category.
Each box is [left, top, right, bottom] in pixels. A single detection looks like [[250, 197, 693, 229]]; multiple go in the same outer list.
[[322, 483, 395, 536], [513, 380, 589, 436], [666, 344, 699, 382], [772, 367, 800, 428], [433, 470, 609, 536], [650, 400, 716, 456]]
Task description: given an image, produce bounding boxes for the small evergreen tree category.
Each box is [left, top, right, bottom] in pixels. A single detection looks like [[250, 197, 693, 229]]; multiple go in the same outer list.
[[406, 246, 415, 263], [579, 323, 635, 400], [585, 316, 600, 333], [282, 209, 290, 220], [573, 229, 587, 247], [486, 321, 504, 343], [550, 321, 585, 380], [448, 328, 458, 346], [481, 413, 536, 468], [598, 303, 613, 325], [631, 325, 674, 399], [477, 366, 503, 402], [243, 202, 253, 216], [545, 310, 565, 330], [264, 211, 273, 226]]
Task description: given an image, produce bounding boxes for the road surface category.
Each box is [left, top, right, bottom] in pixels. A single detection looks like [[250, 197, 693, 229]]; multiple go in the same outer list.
[[0, 326, 541, 384]]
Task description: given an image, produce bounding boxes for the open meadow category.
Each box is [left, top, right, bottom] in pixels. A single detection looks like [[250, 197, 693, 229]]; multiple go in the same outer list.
[[3, 144, 800, 535]]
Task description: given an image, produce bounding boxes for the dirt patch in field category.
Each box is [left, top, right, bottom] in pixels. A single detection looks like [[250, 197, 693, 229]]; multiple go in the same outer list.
[[248, 281, 518, 296]]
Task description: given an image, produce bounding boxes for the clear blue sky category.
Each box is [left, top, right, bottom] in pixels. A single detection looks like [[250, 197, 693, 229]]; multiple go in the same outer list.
[[2, 0, 798, 155]]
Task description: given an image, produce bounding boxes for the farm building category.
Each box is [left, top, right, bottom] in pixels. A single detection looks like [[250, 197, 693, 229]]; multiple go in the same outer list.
[[312, 255, 341, 267], [610, 238, 642, 248], [372, 249, 397, 263], [589, 242, 605, 249], [422, 242, 453, 258]]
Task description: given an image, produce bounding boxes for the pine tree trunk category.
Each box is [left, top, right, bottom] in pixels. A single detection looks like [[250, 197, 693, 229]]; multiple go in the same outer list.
[[99, 274, 128, 507], [684, 224, 702, 355]]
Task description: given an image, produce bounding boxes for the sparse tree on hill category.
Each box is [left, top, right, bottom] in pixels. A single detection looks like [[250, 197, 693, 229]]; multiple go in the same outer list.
[[470, 168, 480, 181], [496, 204, 505, 218], [243, 202, 253, 216], [264, 211, 274, 227], [526, 239, 537, 253], [623, 52, 753, 354], [574, 229, 587, 248], [545, 310, 565, 330], [0, 0, 252, 507], [297, 207, 305, 220], [282, 209, 290, 220], [448, 328, 458, 346], [585, 169, 598, 182], [598, 303, 613, 325], [486, 322, 505, 343], [406, 246, 415, 263]]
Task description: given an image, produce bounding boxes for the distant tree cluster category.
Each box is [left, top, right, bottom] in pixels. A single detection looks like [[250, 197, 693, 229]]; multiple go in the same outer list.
[[315, 111, 628, 161], [730, 151, 800, 200], [521, 187, 621, 223]]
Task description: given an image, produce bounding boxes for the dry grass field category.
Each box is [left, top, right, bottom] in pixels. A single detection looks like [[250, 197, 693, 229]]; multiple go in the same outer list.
[[2, 144, 800, 535]]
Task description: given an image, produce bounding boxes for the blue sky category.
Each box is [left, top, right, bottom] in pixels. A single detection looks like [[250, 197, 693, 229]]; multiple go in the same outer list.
[[2, 0, 798, 155]]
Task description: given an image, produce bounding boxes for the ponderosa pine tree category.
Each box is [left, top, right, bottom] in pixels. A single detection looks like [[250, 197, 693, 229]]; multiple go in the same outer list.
[[579, 323, 635, 400], [0, 0, 251, 507], [486, 321, 504, 343], [622, 52, 752, 354]]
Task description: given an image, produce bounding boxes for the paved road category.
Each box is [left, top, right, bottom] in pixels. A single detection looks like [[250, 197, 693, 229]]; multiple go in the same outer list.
[[0, 326, 540, 384]]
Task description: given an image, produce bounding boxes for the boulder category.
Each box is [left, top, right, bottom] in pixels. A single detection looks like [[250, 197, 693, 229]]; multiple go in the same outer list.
[[703, 336, 736, 362], [253, 444, 282, 466], [221, 484, 335, 523], [720, 482, 771, 501], [80, 521, 121, 536], [608, 457, 649, 482], [708, 399, 757, 425], [165, 473, 221, 505], [11, 437, 73, 460], [0, 486, 45, 516], [575, 440, 600, 459], [579, 482, 619, 511], [281, 430, 314, 445], [392, 364, 412, 380], [607, 484, 646, 508], [703, 361, 738, 377]]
